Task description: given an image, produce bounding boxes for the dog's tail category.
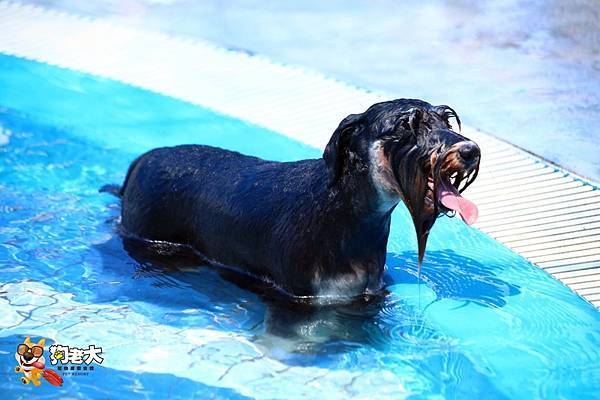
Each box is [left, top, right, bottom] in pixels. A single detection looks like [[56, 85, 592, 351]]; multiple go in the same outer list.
[[99, 184, 122, 197], [99, 155, 144, 198]]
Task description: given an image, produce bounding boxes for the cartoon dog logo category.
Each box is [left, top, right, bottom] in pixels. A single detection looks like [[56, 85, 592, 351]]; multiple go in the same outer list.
[[15, 337, 63, 387]]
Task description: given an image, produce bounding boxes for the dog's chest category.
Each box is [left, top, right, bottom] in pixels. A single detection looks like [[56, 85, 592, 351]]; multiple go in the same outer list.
[[369, 141, 401, 212], [311, 262, 370, 299]]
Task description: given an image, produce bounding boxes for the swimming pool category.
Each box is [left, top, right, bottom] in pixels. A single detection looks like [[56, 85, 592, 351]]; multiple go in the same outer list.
[[1, 54, 599, 399]]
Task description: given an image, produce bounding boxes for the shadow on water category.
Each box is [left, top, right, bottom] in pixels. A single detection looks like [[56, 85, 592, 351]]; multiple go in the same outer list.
[[93, 236, 387, 357], [92, 229, 521, 361]]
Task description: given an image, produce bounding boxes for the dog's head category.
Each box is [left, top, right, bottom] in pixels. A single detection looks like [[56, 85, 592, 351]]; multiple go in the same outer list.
[[15, 337, 46, 371], [324, 99, 480, 264]]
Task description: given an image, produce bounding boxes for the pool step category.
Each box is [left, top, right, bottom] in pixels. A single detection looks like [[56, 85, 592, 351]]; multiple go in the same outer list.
[[1, 1, 599, 309]]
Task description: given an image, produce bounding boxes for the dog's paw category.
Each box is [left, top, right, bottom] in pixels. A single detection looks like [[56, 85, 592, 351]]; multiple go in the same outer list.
[[15, 366, 21, 372], [20, 377, 29, 385]]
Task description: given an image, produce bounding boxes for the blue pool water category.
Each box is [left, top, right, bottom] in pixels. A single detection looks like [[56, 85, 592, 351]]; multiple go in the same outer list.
[[0, 54, 599, 399]]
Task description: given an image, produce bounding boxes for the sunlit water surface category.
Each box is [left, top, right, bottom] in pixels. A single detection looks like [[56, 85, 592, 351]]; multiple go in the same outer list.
[[1, 55, 599, 399]]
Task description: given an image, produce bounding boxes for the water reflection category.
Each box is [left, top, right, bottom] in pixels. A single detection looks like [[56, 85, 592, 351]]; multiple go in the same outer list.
[[93, 233, 521, 361], [388, 250, 521, 308]]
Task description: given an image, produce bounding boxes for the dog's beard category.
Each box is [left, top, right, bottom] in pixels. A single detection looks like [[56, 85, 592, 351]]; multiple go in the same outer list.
[[405, 168, 436, 268], [390, 144, 479, 269], [388, 145, 436, 268]]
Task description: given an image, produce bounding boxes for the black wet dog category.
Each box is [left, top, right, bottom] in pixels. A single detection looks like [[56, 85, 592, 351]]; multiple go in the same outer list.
[[104, 99, 480, 300]]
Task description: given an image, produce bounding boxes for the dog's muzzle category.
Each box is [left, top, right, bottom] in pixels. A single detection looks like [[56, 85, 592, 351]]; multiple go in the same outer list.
[[431, 141, 480, 225], [458, 141, 480, 166]]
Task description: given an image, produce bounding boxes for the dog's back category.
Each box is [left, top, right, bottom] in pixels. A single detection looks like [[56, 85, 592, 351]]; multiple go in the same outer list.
[[119, 144, 330, 290]]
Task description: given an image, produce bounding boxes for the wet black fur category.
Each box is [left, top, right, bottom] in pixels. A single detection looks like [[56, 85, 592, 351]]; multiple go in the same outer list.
[[105, 99, 476, 298]]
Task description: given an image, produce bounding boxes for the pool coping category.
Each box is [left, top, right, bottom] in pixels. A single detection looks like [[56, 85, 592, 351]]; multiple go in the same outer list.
[[1, 1, 599, 309]]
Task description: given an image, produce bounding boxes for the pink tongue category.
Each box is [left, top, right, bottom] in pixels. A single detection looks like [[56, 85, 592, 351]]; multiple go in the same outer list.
[[439, 182, 479, 225], [32, 361, 45, 369]]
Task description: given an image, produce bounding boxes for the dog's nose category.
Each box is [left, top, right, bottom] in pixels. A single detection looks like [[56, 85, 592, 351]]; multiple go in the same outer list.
[[458, 141, 480, 164], [23, 352, 33, 361]]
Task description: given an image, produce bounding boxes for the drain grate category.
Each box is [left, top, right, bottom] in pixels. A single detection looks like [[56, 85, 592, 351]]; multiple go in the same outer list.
[[465, 129, 600, 305], [1, 1, 599, 308]]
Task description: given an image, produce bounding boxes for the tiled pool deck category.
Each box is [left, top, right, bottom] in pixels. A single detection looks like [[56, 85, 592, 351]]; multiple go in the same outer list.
[[0, 1, 599, 309]]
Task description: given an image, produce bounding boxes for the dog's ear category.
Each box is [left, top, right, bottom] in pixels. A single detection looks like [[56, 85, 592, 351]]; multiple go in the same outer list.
[[323, 113, 363, 184]]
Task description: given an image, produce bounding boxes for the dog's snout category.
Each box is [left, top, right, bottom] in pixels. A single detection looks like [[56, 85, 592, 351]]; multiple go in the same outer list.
[[458, 141, 480, 164], [23, 352, 33, 361]]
